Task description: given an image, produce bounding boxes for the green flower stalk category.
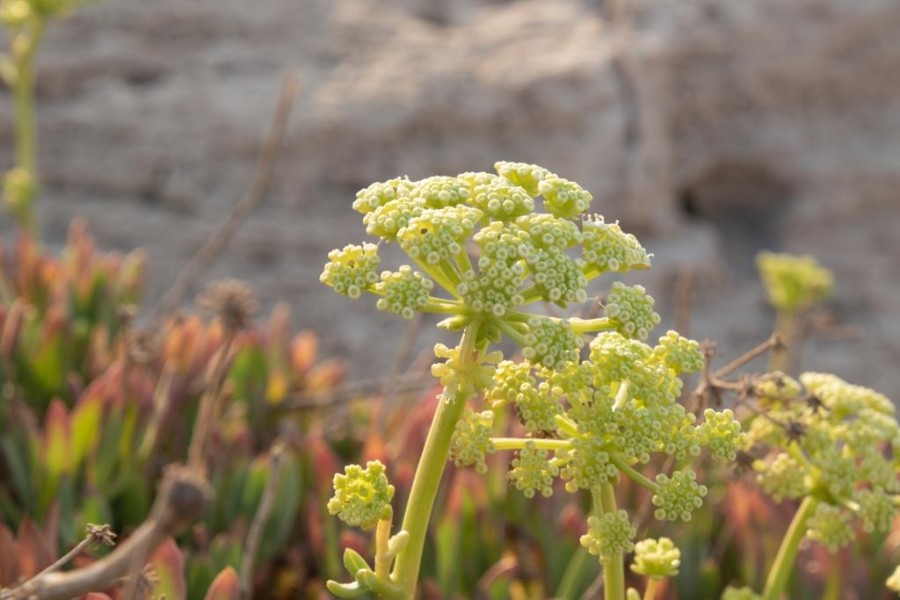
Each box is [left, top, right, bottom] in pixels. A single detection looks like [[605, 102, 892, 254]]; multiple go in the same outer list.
[[1, 0, 92, 232], [756, 252, 833, 372], [321, 163, 733, 599]]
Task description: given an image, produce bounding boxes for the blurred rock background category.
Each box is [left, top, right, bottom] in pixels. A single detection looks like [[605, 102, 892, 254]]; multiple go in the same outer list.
[[2, 0, 899, 395]]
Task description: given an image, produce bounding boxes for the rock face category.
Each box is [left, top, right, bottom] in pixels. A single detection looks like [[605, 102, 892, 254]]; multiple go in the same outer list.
[[2, 0, 899, 395]]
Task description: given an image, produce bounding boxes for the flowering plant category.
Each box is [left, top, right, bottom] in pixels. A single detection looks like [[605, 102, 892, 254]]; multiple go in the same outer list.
[[321, 163, 750, 599]]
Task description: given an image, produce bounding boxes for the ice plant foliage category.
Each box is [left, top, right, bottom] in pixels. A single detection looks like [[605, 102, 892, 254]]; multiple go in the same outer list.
[[321, 162, 744, 600]]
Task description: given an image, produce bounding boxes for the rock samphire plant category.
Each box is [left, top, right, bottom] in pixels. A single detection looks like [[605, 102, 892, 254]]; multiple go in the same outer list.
[[320, 162, 746, 599]]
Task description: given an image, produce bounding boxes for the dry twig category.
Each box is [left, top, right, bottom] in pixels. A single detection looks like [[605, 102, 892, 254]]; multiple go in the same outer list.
[[0, 466, 211, 600], [239, 441, 287, 600], [148, 73, 300, 324]]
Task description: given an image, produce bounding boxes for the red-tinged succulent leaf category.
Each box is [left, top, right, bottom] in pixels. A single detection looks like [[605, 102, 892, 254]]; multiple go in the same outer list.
[[43, 398, 72, 478], [203, 566, 240, 600], [164, 315, 201, 373], [339, 530, 368, 558], [0, 298, 27, 362], [305, 433, 339, 492], [266, 302, 291, 358], [304, 506, 325, 564], [149, 537, 186, 600], [361, 423, 388, 465], [42, 503, 60, 548], [0, 523, 19, 586], [16, 517, 55, 578]]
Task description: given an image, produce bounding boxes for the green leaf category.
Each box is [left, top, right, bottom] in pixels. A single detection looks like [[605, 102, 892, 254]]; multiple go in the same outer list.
[[343, 548, 370, 576], [261, 453, 301, 561], [70, 387, 104, 470], [326, 579, 368, 598], [42, 398, 71, 480], [2, 436, 34, 511], [111, 472, 148, 528]]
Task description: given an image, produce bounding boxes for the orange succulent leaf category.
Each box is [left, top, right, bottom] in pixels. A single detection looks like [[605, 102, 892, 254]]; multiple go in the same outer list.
[[290, 331, 318, 376], [16, 517, 55, 578], [148, 537, 187, 600], [203, 566, 240, 600], [0, 523, 19, 586]]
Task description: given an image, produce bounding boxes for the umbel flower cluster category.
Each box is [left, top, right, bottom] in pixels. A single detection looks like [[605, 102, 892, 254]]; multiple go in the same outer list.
[[745, 372, 900, 552], [321, 163, 743, 599]]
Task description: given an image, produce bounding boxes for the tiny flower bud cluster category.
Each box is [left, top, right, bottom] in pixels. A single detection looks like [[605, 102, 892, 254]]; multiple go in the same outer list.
[[652, 331, 705, 375], [604, 283, 661, 341], [324, 162, 659, 364], [521, 317, 583, 372], [450, 409, 496, 474], [582, 217, 652, 276], [327, 461, 395, 531], [320, 243, 380, 299], [806, 503, 855, 552], [375, 266, 433, 319], [508, 442, 558, 498], [580, 510, 636, 560], [630, 537, 681, 580], [652, 470, 708, 522], [745, 372, 899, 552]]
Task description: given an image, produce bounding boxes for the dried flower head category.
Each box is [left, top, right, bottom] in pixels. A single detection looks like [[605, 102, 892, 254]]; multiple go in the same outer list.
[[197, 279, 259, 331], [86, 523, 117, 547]]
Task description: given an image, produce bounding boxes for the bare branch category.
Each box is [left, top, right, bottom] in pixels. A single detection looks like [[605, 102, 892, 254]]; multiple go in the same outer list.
[[1, 465, 212, 600], [148, 73, 301, 324], [239, 441, 287, 600]]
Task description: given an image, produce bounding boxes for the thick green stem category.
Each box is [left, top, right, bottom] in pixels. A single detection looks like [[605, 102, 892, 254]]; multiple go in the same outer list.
[[595, 483, 626, 600], [610, 455, 659, 494], [569, 317, 614, 335], [769, 310, 796, 373], [763, 496, 818, 600], [391, 321, 481, 598]]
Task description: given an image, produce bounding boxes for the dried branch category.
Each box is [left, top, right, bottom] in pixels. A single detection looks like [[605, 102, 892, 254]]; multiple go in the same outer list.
[[0, 466, 211, 600], [147, 73, 300, 324], [275, 370, 435, 412], [186, 331, 237, 471], [239, 441, 286, 600], [713, 333, 783, 379], [30, 524, 117, 580]]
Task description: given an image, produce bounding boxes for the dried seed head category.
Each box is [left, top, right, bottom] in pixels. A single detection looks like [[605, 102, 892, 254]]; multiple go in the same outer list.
[[784, 419, 806, 442], [733, 449, 757, 474], [126, 328, 158, 365], [805, 393, 825, 414], [197, 279, 259, 332], [86, 523, 117, 547]]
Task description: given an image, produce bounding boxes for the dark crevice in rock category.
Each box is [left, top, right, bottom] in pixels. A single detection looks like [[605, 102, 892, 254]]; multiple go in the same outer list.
[[679, 162, 794, 274]]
